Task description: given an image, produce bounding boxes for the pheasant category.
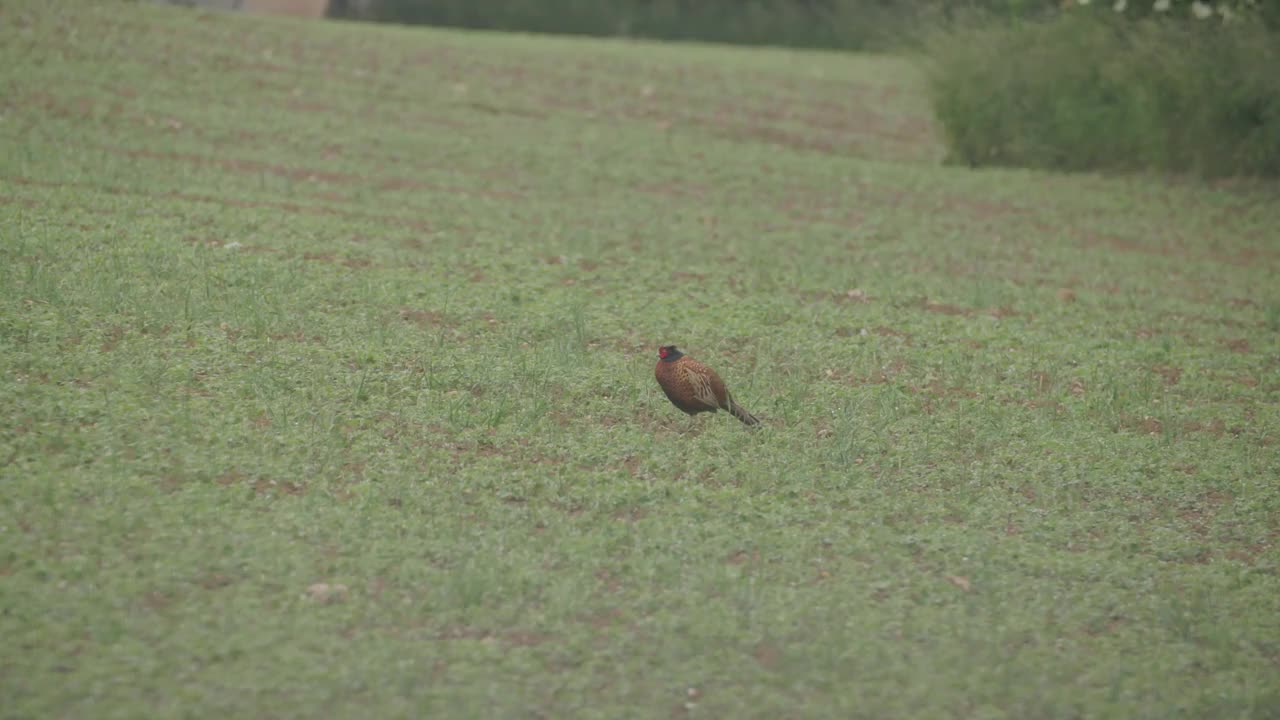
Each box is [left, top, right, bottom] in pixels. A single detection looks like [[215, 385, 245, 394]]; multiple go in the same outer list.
[[654, 345, 760, 427]]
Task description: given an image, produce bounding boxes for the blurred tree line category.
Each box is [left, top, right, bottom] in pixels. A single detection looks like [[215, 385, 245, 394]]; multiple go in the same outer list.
[[326, 0, 1034, 50], [329, 0, 1277, 50]]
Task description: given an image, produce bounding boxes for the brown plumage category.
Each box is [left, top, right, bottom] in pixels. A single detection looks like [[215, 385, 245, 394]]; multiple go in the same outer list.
[[654, 345, 759, 427]]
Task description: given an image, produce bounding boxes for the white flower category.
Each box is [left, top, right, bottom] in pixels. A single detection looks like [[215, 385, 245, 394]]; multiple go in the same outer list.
[[1191, 1, 1213, 18], [1153, 0, 1171, 11]]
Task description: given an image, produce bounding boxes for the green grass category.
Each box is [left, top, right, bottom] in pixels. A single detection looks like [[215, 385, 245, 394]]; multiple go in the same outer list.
[[2, 1, 1279, 717]]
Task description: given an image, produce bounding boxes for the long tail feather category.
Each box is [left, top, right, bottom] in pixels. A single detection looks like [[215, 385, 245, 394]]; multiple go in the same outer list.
[[728, 400, 760, 427]]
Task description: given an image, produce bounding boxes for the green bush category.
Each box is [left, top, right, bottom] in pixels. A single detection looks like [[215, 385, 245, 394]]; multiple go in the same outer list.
[[925, 10, 1280, 177]]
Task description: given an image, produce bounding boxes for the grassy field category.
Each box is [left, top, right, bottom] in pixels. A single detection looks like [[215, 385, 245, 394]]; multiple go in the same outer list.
[[2, 1, 1279, 717]]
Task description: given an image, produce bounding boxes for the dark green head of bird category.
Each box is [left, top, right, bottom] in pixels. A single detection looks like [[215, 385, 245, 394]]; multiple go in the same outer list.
[[657, 345, 684, 362]]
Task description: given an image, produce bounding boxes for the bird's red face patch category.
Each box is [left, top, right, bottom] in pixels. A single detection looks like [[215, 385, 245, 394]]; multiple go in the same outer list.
[[658, 346, 669, 359]]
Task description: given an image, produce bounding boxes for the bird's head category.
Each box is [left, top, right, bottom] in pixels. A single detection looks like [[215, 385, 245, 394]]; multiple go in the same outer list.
[[657, 345, 683, 361]]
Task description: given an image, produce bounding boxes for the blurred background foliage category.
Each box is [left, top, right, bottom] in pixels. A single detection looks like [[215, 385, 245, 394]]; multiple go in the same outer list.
[[325, 0, 1280, 177], [329, 0, 1279, 50]]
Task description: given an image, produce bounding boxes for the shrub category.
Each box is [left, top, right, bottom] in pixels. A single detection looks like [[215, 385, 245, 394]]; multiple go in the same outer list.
[[925, 8, 1280, 177]]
